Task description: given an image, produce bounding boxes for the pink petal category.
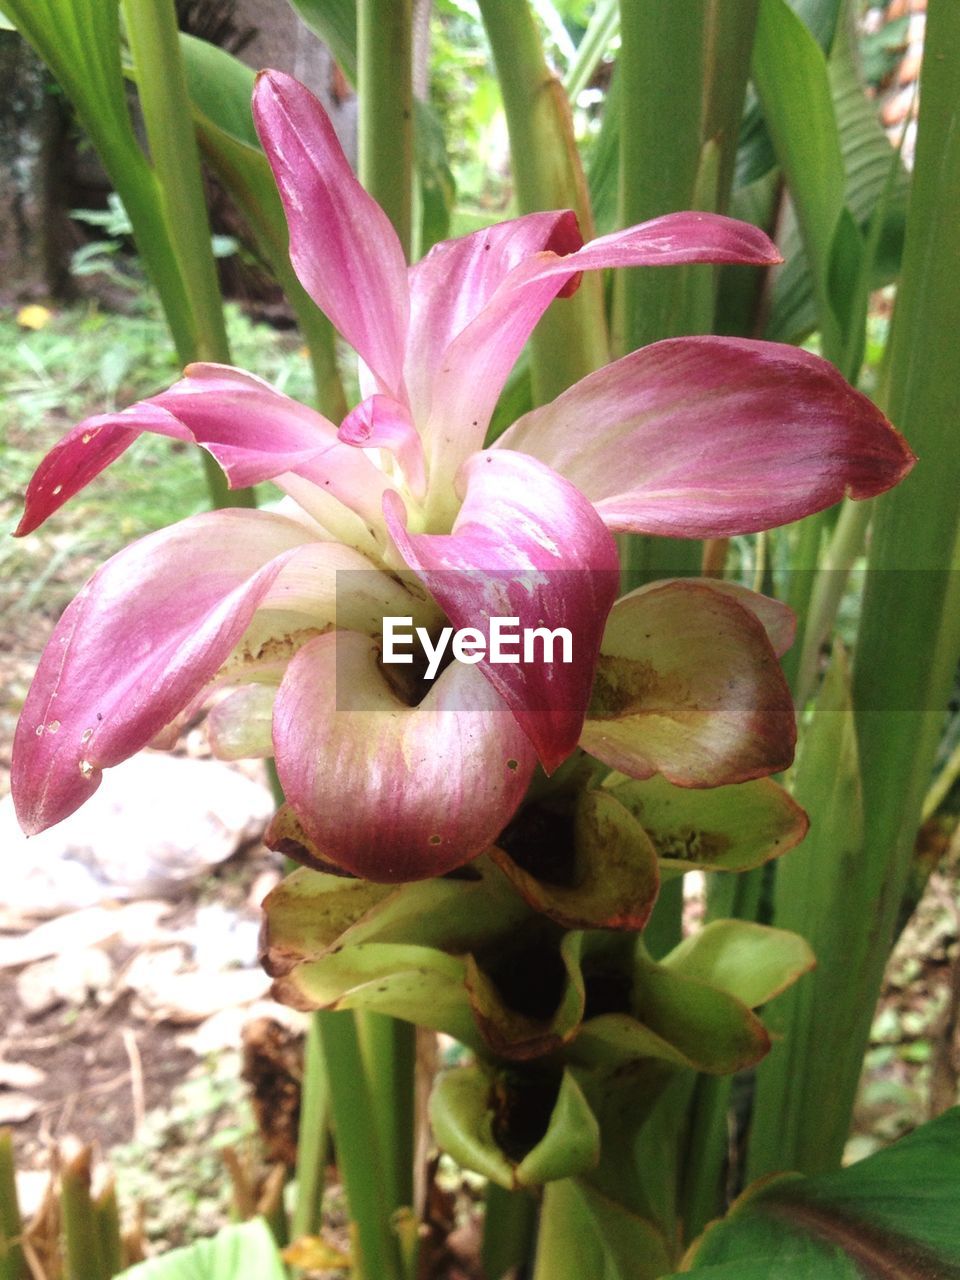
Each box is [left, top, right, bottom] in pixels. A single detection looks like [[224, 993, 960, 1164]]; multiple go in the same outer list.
[[385, 451, 620, 772], [11, 510, 315, 835], [544, 212, 780, 274], [422, 217, 781, 495], [339, 394, 426, 498], [499, 337, 916, 537], [16, 364, 391, 536], [273, 632, 538, 882], [253, 70, 410, 398], [404, 210, 583, 423]]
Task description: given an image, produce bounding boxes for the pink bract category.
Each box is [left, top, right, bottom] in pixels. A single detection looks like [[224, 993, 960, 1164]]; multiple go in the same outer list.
[[11, 71, 915, 882]]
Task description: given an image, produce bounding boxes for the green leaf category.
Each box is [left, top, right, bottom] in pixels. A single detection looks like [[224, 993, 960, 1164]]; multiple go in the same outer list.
[[118, 1219, 285, 1280], [748, 646, 867, 1176], [179, 31, 260, 148], [261, 865, 395, 973], [413, 98, 456, 252], [534, 1179, 673, 1280], [607, 773, 808, 877], [286, 0, 358, 82], [662, 920, 814, 1009], [491, 789, 660, 931], [763, 3, 909, 347], [751, 0, 846, 357], [571, 941, 771, 1077], [429, 1066, 599, 1190], [685, 1110, 960, 1278], [277, 941, 479, 1046], [176, 33, 347, 417]]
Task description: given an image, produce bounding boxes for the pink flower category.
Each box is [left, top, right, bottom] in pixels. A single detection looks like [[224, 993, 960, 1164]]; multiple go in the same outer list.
[[11, 72, 914, 882]]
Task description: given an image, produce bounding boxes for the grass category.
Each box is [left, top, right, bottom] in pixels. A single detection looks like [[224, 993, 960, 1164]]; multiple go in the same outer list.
[[0, 298, 318, 622]]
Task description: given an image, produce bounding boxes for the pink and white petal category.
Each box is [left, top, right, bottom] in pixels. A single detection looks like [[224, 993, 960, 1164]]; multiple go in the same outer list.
[[499, 336, 916, 537], [385, 451, 620, 772], [543, 212, 780, 275], [154, 365, 392, 526], [17, 364, 392, 536], [404, 210, 583, 422], [580, 580, 796, 787], [637, 579, 796, 658], [15, 404, 188, 536], [273, 632, 538, 882], [339, 394, 427, 498], [253, 70, 409, 398], [421, 217, 781, 488], [11, 510, 316, 835]]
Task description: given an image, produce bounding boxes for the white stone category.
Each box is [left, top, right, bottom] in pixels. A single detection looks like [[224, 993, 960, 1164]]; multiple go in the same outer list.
[[0, 752, 274, 914]]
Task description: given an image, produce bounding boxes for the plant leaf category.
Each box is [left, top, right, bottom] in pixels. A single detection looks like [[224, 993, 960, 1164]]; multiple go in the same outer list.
[[118, 1219, 285, 1280], [286, 0, 357, 82], [763, 2, 909, 345], [491, 789, 660, 931], [662, 920, 815, 1009], [608, 773, 808, 877], [429, 1066, 600, 1190], [680, 1110, 960, 1278]]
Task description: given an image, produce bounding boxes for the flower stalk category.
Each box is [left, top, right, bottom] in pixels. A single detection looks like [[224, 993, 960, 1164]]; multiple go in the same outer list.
[[121, 0, 248, 511], [477, 0, 609, 401]]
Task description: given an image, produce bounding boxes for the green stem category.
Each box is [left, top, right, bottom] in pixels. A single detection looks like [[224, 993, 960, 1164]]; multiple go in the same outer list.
[[93, 1179, 124, 1279], [317, 1012, 404, 1280], [779, 513, 826, 693], [641, 876, 684, 960], [291, 1015, 330, 1241], [613, 2, 758, 587], [563, 0, 618, 102], [61, 1147, 107, 1280], [122, 0, 252, 510], [358, 0, 414, 259], [481, 1182, 537, 1280], [353, 15, 418, 1270], [477, 0, 609, 401], [792, 499, 871, 709], [0, 1131, 25, 1280], [355, 1014, 415, 1218], [678, 1074, 732, 1240]]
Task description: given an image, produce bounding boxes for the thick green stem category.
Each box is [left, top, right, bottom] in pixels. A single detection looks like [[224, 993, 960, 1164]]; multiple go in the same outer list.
[[61, 1147, 107, 1280], [93, 1180, 124, 1279], [356, 1013, 415, 1218], [122, 0, 251, 510], [481, 1182, 537, 1280], [0, 1131, 25, 1280], [614, 1, 758, 586], [358, 0, 414, 259], [477, 0, 609, 401], [291, 1015, 330, 1241], [317, 1012, 404, 1280], [352, 14, 419, 1267]]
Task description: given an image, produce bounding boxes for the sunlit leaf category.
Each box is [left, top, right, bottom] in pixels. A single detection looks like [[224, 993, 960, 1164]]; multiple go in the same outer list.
[[608, 773, 808, 877], [118, 1219, 285, 1280]]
